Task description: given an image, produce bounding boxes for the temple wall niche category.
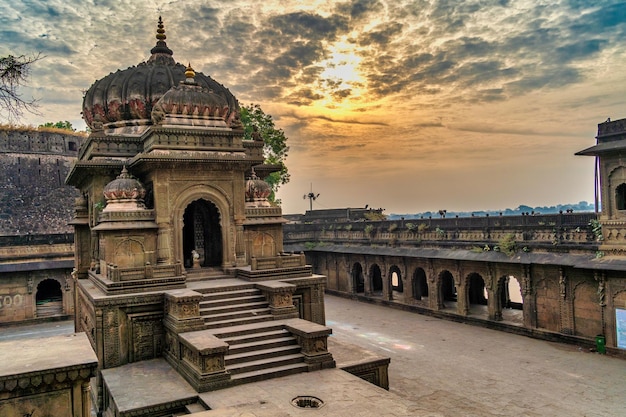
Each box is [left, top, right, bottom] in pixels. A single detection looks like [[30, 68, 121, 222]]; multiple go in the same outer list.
[[573, 281, 603, 337]]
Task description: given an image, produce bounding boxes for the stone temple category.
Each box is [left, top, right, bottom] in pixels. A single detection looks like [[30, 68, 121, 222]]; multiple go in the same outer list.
[[59, 18, 396, 417]]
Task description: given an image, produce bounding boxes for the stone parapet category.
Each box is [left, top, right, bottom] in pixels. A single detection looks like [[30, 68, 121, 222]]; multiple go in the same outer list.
[[256, 281, 299, 320], [283, 318, 335, 371], [176, 330, 231, 392]]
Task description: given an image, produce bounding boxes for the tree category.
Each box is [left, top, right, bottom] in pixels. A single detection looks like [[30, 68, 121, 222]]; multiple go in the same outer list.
[[39, 121, 75, 131], [0, 53, 43, 122], [240, 103, 290, 203]]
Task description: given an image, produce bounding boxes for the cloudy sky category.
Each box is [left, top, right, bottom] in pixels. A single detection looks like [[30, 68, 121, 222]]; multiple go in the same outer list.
[[2, 0, 625, 214]]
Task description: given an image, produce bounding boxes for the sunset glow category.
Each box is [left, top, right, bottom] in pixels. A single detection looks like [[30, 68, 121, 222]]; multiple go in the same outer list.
[[2, 0, 624, 214]]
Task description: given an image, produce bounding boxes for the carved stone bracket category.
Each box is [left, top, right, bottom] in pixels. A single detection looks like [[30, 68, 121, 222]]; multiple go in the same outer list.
[[164, 289, 205, 333], [284, 319, 335, 371], [257, 281, 299, 320], [175, 330, 231, 392]]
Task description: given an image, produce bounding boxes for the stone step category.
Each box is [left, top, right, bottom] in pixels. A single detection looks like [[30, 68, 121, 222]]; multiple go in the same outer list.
[[203, 314, 274, 330], [210, 322, 286, 339], [194, 283, 262, 300], [201, 307, 272, 322], [226, 336, 298, 356], [199, 294, 266, 308], [226, 353, 305, 375], [229, 362, 309, 385], [220, 329, 291, 345], [200, 300, 269, 315]]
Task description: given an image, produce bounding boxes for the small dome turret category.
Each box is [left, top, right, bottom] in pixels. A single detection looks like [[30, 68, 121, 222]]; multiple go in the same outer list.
[[102, 166, 146, 211], [245, 169, 272, 207]]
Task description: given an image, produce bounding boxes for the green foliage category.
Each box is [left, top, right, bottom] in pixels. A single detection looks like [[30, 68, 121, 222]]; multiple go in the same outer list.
[[240, 104, 289, 203], [39, 120, 75, 131], [405, 222, 417, 232], [418, 223, 429, 232], [304, 242, 318, 250], [435, 227, 445, 237], [388, 223, 398, 232], [364, 211, 387, 221], [345, 224, 352, 231], [364, 224, 374, 236], [498, 233, 517, 256], [589, 219, 603, 242]]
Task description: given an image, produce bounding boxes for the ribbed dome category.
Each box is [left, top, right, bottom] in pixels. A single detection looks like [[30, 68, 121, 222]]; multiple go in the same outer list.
[[245, 169, 272, 207], [151, 64, 234, 127], [103, 166, 146, 204], [82, 17, 239, 130]]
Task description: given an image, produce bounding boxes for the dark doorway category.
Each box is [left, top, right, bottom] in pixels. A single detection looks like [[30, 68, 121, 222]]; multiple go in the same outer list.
[[371, 264, 383, 294], [352, 263, 365, 293], [440, 271, 457, 303], [183, 199, 222, 268], [468, 273, 488, 305], [390, 265, 403, 292], [36, 279, 63, 317], [412, 268, 428, 300]]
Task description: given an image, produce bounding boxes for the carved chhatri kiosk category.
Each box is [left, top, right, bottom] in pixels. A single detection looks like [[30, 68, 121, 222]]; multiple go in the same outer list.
[[66, 19, 336, 416]]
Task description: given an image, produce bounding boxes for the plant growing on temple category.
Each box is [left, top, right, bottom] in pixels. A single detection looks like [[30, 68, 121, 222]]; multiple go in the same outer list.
[[364, 224, 374, 236], [240, 103, 289, 204], [388, 223, 398, 232], [0, 53, 43, 122], [39, 120, 75, 131], [498, 233, 517, 256], [589, 219, 603, 241], [405, 222, 417, 232], [418, 223, 429, 233]]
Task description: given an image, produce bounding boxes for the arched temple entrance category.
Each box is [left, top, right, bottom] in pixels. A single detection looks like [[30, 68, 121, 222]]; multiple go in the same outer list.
[[352, 262, 365, 293], [440, 270, 457, 308], [36, 279, 63, 317], [412, 268, 428, 301], [370, 264, 383, 294], [182, 199, 223, 268]]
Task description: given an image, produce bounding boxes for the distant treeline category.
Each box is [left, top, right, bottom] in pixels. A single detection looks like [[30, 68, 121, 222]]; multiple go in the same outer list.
[[388, 201, 596, 220]]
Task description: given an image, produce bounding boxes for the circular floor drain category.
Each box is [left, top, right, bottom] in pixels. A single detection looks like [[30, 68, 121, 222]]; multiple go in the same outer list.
[[291, 396, 325, 409]]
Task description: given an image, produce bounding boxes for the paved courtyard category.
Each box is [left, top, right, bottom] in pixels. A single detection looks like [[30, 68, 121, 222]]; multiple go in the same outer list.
[[2, 296, 625, 416], [325, 294, 626, 417]]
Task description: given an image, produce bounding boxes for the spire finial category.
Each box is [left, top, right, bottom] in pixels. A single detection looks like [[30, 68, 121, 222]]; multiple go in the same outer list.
[[150, 16, 173, 58]]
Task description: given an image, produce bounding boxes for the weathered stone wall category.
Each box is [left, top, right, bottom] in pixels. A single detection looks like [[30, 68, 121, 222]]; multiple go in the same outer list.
[[0, 129, 83, 236], [0, 129, 82, 324]]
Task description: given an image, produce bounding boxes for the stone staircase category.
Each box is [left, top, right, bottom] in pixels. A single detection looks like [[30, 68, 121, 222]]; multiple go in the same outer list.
[[199, 287, 274, 329], [197, 285, 308, 385], [213, 323, 308, 384]]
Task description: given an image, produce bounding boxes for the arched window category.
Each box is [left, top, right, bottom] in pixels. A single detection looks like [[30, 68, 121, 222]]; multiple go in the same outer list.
[[617, 183, 626, 210]]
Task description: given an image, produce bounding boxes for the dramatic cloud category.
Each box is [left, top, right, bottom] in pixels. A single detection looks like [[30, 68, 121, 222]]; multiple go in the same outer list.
[[1, 0, 624, 213]]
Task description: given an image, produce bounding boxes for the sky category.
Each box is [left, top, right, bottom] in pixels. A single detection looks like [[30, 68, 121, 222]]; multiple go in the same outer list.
[[2, 0, 625, 215]]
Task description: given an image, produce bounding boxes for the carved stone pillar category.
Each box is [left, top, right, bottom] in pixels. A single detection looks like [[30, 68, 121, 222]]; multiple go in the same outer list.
[[257, 281, 299, 320], [521, 265, 535, 328], [285, 319, 335, 371], [234, 215, 246, 266], [157, 222, 172, 264]]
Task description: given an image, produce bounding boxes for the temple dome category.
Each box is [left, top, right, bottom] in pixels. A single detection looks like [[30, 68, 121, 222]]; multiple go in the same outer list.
[[82, 17, 239, 130], [102, 166, 146, 211], [245, 169, 272, 207], [151, 64, 234, 128]]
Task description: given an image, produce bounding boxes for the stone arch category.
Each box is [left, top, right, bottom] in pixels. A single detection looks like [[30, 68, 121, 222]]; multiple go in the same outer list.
[[172, 184, 233, 269], [608, 166, 626, 217], [36, 278, 63, 317], [113, 238, 145, 268], [352, 262, 364, 293], [370, 264, 383, 294], [251, 232, 275, 258], [389, 265, 403, 293], [439, 270, 456, 307], [498, 275, 524, 310], [467, 272, 487, 306], [573, 280, 602, 338], [535, 278, 560, 332], [412, 267, 428, 300]]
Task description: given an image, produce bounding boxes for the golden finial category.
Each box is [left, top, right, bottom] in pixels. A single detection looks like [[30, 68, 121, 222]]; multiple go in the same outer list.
[[185, 63, 195, 79], [156, 16, 166, 41]]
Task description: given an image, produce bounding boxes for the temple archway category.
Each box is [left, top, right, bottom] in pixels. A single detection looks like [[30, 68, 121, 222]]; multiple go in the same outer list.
[[182, 199, 222, 268], [370, 264, 383, 294], [36, 279, 63, 317], [440, 270, 457, 308], [352, 262, 365, 293], [412, 267, 428, 301]]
